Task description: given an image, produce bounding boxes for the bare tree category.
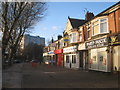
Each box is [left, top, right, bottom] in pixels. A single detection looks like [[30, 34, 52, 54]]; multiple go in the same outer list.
[[0, 2, 47, 65]]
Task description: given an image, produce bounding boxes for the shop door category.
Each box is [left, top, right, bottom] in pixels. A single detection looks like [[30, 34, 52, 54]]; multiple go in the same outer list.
[[55, 54, 58, 66], [113, 46, 119, 71], [98, 51, 107, 71], [79, 51, 83, 68]]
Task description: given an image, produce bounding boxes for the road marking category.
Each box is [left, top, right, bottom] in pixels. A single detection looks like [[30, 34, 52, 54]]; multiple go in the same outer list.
[[43, 72, 56, 74]]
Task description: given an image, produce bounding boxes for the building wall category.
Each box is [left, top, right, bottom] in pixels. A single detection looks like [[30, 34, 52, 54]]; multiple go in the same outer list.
[[108, 9, 120, 33], [24, 34, 45, 46], [115, 9, 120, 32]]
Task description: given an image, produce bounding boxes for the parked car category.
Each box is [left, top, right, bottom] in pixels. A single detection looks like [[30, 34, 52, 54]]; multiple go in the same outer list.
[[4, 60, 9, 64], [30, 60, 39, 63], [13, 60, 21, 63]]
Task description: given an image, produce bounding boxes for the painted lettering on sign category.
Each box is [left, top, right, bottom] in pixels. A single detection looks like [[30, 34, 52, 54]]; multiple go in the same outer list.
[[109, 34, 120, 45], [86, 37, 108, 49], [63, 46, 77, 53]]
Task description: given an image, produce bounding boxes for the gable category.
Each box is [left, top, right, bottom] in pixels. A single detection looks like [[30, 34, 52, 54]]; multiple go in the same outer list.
[[64, 19, 73, 33]]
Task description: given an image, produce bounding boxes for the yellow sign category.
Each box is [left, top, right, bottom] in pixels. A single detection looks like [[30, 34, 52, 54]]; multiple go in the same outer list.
[[111, 36, 117, 43], [64, 37, 69, 43]]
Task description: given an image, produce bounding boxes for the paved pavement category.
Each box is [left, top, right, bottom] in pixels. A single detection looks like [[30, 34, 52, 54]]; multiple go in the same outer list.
[[2, 63, 120, 88]]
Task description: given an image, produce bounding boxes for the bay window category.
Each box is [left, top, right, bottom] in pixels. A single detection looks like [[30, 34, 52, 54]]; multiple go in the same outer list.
[[70, 33, 77, 43], [92, 18, 108, 36], [87, 23, 91, 39], [79, 32, 82, 42]]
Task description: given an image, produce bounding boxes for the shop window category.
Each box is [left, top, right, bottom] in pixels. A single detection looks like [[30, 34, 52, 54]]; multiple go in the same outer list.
[[99, 56, 103, 61], [93, 56, 96, 61], [66, 56, 69, 63], [72, 55, 76, 63]]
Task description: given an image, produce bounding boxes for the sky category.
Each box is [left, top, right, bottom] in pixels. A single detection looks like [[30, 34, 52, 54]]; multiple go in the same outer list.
[[30, 2, 117, 45]]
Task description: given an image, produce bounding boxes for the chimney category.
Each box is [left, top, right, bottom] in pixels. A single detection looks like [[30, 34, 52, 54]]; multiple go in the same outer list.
[[51, 37, 54, 43], [85, 11, 94, 20], [58, 35, 62, 40]]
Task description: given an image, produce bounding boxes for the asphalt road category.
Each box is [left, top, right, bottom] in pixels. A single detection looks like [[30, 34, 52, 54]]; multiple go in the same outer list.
[[2, 63, 120, 88]]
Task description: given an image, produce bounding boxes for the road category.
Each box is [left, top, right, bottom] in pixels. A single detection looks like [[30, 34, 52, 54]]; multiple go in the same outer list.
[[2, 63, 120, 88]]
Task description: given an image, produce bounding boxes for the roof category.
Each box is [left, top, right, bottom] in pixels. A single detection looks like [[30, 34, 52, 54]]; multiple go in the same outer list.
[[83, 1, 120, 25], [97, 1, 120, 16], [68, 17, 87, 28]]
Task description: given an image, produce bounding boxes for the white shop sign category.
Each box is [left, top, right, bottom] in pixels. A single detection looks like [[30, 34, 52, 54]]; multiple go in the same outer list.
[[43, 52, 48, 56], [63, 46, 77, 53], [78, 43, 86, 50]]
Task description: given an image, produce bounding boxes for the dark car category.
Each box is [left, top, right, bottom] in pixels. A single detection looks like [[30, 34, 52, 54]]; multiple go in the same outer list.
[[13, 60, 21, 63]]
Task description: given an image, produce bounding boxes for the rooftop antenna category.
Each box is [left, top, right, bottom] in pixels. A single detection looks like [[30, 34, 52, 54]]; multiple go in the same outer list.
[[84, 8, 88, 19]]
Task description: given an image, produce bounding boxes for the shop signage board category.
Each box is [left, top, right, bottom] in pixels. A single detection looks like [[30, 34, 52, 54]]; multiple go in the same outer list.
[[64, 37, 69, 43], [86, 37, 108, 49], [109, 34, 120, 45], [48, 51, 54, 55], [54, 49, 63, 54], [78, 43, 85, 50], [43, 52, 48, 56], [63, 46, 77, 53]]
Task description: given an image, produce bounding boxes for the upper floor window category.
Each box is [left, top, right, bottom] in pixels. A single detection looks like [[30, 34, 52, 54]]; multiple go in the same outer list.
[[92, 18, 108, 36], [87, 24, 91, 39], [100, 18, 107, 33], [60, 40, 64, 48], [79, 32, 82, 42], [92, 20, 99, 36], [70, 33, 77, 43]]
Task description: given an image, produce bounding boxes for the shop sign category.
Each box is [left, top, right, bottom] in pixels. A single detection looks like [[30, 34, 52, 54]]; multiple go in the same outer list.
[[86, 37, 108, 49], [78, 43, 85, 50], [109, 34, 120, 45], [64, 37, 69, 43], [43, 52, 48, 56], [63, 46, 77, 53], [48, 51, 54, 55], [54, 49, 63, 54]]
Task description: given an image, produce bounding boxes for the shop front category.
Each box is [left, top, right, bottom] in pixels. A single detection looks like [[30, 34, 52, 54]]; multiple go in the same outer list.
[[43, 52, 49, 63], [54, 49, 63, 66], [63, 45, 79, 69], [48, 51, 55, 65], [78, 43, 88, 70], [109, 33, 120, 71], [86, 37, 111, 72]]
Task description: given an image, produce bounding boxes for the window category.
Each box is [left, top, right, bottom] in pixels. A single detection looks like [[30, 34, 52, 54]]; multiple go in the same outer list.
[[72, 55, 76, 63], [100, 18, 107, 33], [92, 20, 99, 36], [92, 18, 108, 36], [70, 33, 77, 43], [79, 32, 82, 42], [73, 33, 77, 42], [87, 24, 91, 39], [66, 56, 69, 63], [93, 56, 96, 61]]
